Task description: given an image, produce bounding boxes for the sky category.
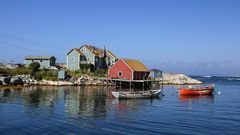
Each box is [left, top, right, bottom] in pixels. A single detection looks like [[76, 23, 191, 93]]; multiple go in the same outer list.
[[0, 0, 240, 76]]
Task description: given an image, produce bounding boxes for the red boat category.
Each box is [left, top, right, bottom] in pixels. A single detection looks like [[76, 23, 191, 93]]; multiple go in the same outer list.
[[178, 85, 214, 95]]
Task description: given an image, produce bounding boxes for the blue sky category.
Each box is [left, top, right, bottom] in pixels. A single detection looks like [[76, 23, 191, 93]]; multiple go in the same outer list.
[[0, 0, 240, 76]]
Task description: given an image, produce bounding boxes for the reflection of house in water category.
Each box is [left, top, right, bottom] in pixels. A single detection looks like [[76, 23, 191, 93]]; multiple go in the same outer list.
[[21, 86, 59, 110], [64, 86, 107, 118], [0, 87, 59, 114], [0, 86, 110, 120]]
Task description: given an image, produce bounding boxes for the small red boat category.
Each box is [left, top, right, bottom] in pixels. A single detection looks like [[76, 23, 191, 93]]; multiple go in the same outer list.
[[178, 85, 214, 95]]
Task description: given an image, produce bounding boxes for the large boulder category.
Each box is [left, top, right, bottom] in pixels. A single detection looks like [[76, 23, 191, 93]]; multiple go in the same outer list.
[[10, 76, 24, 85], [68, 77, 77, 83], [39, 80, 74, 86], [14, 75, 37, 85], [0, 75, 11, 85], [162, 73, 202, 85]]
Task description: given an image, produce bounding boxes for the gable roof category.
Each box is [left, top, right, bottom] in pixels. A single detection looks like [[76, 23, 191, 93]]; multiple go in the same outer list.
[[25, 56, 56, 60], [67, 48, 84, 56], [81, 45, 118, 58], [82, 45, 101, 56], [107, 51, 118, 59], [122, 58, 149, 72]]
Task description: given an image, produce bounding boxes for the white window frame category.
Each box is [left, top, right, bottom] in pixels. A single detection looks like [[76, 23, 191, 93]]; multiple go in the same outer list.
[[118, 71, 123, 77]]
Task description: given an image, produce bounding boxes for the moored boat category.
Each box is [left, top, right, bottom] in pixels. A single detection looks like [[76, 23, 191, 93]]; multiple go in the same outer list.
[[111, 89, 162, 99], [178, 85, 214, 95]]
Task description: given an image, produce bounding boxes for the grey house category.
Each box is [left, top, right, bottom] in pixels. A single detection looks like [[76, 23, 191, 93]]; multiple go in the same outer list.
[[25, 56, 56, 69], [67, 45, 118, 71]]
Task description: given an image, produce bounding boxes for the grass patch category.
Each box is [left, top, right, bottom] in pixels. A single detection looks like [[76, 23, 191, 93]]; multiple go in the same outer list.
[[35, 69, 58, 81]]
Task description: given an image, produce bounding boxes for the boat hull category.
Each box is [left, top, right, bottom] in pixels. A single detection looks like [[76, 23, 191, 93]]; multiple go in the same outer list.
[[179, 86, 214, 95], [112, 89, 162, 99]]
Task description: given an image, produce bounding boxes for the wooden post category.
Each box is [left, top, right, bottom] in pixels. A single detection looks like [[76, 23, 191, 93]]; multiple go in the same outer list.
[[143, 74, 145, 91], [152, 79, 153, 89], [130, 80, 132, 91], [147, 79, 148, 90], [120, 80, 122, 90], [143, 81, 144, 91]]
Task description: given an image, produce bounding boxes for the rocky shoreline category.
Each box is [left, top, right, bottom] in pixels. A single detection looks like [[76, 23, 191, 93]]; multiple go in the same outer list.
[[0, 73, 202, 88], [0, 75, 114, 87], [162, 73, 202, 85]]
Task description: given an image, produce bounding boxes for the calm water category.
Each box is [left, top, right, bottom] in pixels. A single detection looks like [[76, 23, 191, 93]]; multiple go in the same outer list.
[[0, 77, 240, 135]]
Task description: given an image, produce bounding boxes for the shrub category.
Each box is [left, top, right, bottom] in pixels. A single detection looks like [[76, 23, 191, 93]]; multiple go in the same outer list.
[[35, 70, 58, 81], [80, 64, 94, 72], [9, 67, 30, 76], [29, 62, 40, 75], [67, 70, 83, 78], [94, 69, 107, 77], [0, 68, 10, 74]]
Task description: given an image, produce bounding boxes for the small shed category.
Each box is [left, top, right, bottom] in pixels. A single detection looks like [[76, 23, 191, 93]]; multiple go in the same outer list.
[[58, 70, 66, 80], [150, 69, 163, 80]]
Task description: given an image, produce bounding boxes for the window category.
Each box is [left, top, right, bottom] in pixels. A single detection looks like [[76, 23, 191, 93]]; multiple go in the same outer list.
[[118, 71, 123, 76]]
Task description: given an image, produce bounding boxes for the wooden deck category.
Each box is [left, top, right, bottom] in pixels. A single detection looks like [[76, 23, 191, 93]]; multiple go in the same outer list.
[[100, 78, 162, 89]]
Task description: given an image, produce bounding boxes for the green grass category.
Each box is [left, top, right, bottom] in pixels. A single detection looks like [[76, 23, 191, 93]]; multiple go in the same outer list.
[[0, 67, 108, 81], [0, 67, 30, 75], [35, 70, 58, 81]]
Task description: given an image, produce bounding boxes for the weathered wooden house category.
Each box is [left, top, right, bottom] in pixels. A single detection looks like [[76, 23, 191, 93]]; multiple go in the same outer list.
[[108, 58, 150, 80], [25, 56, 56, 69], [150, 69, 163, 80], [67, 45, 118, 71]]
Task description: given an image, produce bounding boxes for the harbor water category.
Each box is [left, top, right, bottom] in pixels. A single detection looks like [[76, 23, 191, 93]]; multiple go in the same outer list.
[[0, 76, 240, 134]]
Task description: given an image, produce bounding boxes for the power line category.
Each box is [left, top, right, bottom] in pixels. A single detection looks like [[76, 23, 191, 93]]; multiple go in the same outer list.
[[0, 41, 66, 55], [0, 32, 70, 50]]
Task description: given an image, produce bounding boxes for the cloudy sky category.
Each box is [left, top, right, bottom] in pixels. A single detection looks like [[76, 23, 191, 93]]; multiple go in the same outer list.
[[0, 0, 239, 76]]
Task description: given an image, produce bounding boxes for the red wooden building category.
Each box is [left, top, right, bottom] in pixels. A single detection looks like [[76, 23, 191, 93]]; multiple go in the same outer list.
[[108, 58, 150, 80]]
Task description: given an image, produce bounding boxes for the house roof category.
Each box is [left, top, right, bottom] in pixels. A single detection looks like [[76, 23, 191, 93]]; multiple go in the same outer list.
[[107, 51, 118, 59], [82, 45, 117, 59], [122, 58, 149, 72], [83, 45, 102, 56], [67, 48, 84, 56], [25, 56, 56, 60]]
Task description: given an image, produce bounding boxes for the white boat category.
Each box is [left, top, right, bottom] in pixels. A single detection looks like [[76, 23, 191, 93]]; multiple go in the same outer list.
[[111, 89, 162, 99]]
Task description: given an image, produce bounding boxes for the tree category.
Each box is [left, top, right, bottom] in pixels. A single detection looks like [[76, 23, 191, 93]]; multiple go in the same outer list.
[[29, 62, 40, 75]]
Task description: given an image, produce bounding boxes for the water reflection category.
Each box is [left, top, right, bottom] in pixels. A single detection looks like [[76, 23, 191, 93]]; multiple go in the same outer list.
[[63, 86, 109, 118], [110, 99, 145, 110], [0, 86, 115, 119], [179, 95, 214, 104]]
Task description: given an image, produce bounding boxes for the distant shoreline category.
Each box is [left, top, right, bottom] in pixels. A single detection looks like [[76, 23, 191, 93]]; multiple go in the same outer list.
[[0, 82, 203, 89]]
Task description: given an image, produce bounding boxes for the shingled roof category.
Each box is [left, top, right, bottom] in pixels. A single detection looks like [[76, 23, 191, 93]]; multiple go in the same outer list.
[[25, 56, 56, 60], [84, 45, 102, 56], [67, 48, 84, 55], [122, 58, 149, 72], [83, 45, 117, 58], [107, 50, 118, 59]]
